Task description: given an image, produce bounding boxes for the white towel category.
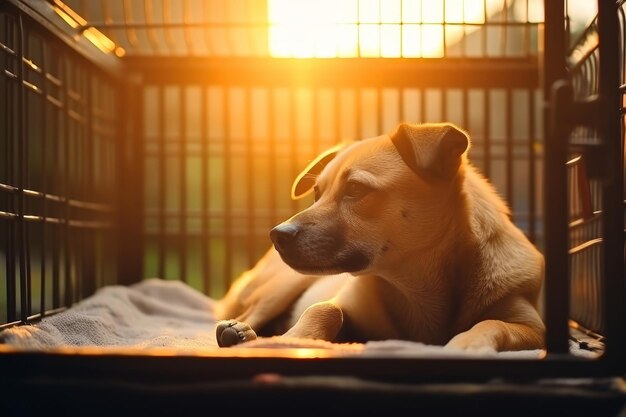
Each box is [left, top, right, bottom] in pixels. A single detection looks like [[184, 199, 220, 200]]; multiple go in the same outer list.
[[0, 278, 595, 358], [0, 279, 217, 350]]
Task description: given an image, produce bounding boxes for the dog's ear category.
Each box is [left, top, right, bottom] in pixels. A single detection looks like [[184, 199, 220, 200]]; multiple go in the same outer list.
[[291, 143, 346, 200], [390, 123, 469, 181]]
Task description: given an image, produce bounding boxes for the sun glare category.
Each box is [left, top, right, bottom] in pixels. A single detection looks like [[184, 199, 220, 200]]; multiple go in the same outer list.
[[268, 0, 544, 58]]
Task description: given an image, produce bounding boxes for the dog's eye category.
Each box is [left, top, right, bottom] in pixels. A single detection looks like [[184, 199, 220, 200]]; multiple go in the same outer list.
[[313, 185, 321, 202], [343, 181, 372, 200]]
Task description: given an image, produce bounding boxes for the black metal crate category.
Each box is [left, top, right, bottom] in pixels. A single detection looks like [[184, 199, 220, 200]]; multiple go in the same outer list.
[[0, 0, 121, 328]]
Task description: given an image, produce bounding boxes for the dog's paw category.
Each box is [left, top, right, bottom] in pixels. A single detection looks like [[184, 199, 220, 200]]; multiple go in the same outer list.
[[216, 320, 257, 347], [444, 331, 498, 354], [445, 341, 497, 354]]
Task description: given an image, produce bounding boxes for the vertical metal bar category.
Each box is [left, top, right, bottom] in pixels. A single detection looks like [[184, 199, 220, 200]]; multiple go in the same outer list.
[[75, 72, 82, 301], [312, 89, 320, 164], [525, 0, 531, 57], [334, 88, 340, 148], [16, 14, 28, 322], [461, 0, 467, 58], [399, 87, 405, 124], [357, 0, 361, 58], [356, 88, 362, 138], [162, 0, 176, 54], [543, 0, 569, 354], [144, 0, 161, 54], [52, 50, 62, 310], [289, 89, 298, 213], [500, 0, 508, 56], [377, 88, 383, 135], [528, 88, 536, 243], [505, 88, 513, 213], [482, 0, 488, 57], [201, 86, 210, 293], [419, 87, 425, 124], [484, 89, 491, 177], [5, 14, 17, 323], [65, 62, 75, 307], [23, 21, 34, 318], [39, 34, 48, 317], [223, 87, 233, 286], [245, 88, 255, 267], [462, 88, 469, 132], [122, 0, 140, 54], [157, 86, 165, 279], [63, 61, 72, 308], [597, 0, 624, 361], [83, 66, 95, 298], [180, 86, 187, 282], [182, 0, 195, 56], [268, 89, 277, 229], [442, 0, 447, 57], [77, 69, 86, 300], [117, 79, 143, 286], [441, 88, 447, 124], [400, 0, 404, 58]]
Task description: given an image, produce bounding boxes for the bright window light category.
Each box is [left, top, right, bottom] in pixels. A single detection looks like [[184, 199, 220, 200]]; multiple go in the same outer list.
[[267, 0, 506, 58]]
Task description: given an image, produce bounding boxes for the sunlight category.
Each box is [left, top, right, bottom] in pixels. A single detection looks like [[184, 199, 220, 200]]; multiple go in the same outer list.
[[53, 0, 121, 55], [267, 0, 530, 58]]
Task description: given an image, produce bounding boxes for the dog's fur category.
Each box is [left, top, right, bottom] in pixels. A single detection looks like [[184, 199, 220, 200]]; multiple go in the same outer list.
[[215, 123, 545, 352]]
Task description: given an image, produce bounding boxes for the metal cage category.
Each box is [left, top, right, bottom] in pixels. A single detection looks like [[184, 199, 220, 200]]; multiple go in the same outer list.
[[0, 0, 624, 407]]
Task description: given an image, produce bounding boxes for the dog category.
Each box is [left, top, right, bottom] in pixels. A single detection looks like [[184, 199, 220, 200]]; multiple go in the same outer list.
[[214, 122, 545, 352]]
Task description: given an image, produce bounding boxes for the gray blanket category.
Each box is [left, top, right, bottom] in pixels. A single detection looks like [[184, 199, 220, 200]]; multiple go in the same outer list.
[[0, 279, 591, 358]]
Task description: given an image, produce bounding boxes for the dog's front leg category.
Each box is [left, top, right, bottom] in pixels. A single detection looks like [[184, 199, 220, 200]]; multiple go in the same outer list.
[[445, 296, 545, 352], [445, 319, 544, 353], [283, 301, 344, 341]]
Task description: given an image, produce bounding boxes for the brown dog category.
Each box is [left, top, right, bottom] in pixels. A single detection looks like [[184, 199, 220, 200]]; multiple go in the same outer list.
[[215, 122, 545, 352]]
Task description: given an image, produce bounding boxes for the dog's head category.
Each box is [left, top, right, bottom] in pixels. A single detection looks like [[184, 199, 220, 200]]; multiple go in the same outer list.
[[270, 123, 470, 276]]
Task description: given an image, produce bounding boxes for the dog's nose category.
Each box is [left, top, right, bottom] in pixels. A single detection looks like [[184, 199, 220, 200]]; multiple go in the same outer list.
[[270, 223, 299, 252]]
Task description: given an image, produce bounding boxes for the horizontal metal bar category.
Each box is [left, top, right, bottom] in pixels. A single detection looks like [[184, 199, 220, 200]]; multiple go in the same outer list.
[[67, 90, 83, 102], [0, 41, 16, 55], [23, 189, 62, 202], [0, 308, 68, 330], [67, 109, 86, 123], [2, 184, 113, 211], [22, 57, 42, 73], [4, 69, 18, 80], [46, 94, 63, 108], [22, 79, 42, 94], [569, 238, 603, 255], [68, 200, 113, 212], [5, 0, 123, 77], [0, 183, 18, 193], [0, 349, 622, 381], [125, 57, 540, 88], [45, 72, 62, 86], [84, 21, 540, 30], [569, 319, 606, 343], [1, 213, 113, 227], [20, 215, 112, 229], [0, 211, 18, 219], [569, 211, 602, 229]]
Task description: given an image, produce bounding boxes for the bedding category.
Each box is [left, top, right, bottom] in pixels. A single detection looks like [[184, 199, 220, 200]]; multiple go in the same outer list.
[[0, 278, 594, 358]]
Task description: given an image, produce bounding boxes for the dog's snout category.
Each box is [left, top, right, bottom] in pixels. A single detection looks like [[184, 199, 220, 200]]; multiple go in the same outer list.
[[270, 223, 299, 252]]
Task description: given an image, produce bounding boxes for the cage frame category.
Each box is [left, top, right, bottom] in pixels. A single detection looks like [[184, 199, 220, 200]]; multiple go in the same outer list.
[[0, 0, 624, 385]]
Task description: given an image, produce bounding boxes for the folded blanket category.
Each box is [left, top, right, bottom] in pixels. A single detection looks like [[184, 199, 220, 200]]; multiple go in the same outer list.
[[0, 279, 218, 350], [0, 279, 594, 358]]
